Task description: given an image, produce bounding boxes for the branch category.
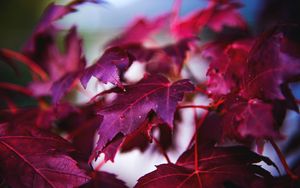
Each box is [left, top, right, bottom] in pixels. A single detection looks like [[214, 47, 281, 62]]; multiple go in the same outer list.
[[153, 137, 171, 164], [269, 138, 300, 180]]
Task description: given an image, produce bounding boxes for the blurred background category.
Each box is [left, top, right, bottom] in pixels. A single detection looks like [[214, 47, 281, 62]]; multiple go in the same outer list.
[[1, 0, 300, 187]]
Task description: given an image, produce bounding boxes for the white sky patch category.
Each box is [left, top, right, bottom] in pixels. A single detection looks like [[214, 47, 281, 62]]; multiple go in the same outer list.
[[105, 0, 138, 7]]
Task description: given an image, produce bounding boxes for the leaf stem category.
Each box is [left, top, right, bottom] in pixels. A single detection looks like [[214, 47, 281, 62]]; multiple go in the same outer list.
[[0, 94, 18, 114], [269, 138, 300, 180], [0, 82, 32, 96], [177, 105, 210, 110], [195, 85, 209, 95], [188, 110, 210, 149], [153, 137, 171, 164], [0, 48, 48, 81], [193, 110, 199, 171], [94, 159, 106, 171]]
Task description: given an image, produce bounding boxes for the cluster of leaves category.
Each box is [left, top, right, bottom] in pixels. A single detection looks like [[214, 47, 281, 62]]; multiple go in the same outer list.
[[0, 0, 300, 187]]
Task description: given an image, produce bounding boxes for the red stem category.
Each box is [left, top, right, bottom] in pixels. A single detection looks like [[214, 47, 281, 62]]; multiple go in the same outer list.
[[0, 48, 48, 81], [0, 94, 18, 113], [153, 137, 171, 164], [94, 159, 106, 171], [75, 85, 94, 99], [195, 86, 209, 95], [193, 110, 199, 171], [188, 110, 210, 149], [177, 105, 210, 110], [0, 82, 32, 96], [269, 139, 299, 180]]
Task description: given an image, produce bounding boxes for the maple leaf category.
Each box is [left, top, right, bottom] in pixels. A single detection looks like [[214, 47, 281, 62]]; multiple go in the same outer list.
[[122, 123, 173, 153], [51, 72, 80, 103], [119, 117, 154, 153], [100, 134, 124, 162], [106, 14, 171, 47], [172, 0, 247, 39], [80, 171, 128, 188], [80, 47, 134, 89], [0, 123, 90, 188], [13, 1, 87, 103], [28, 26, 86, 102], [57, 103, 102, 162], [92, 113, 173, 162], [221, 96, 283, 141], [23, 0, 103, 55], [240, 30, 300, 105], [196, 112, 222, 147], [120, 112, 173, 153], [202, 39, 253, 97], [0, 103, 76, 130], [23, 3, 75, 55], [205, 1, 246, 33], [124, 39, 193, 76], [135, 146, 275, 188], [49, 27, 86, 103], [91, 112, 174, 162], [92, 74, 194, 158]]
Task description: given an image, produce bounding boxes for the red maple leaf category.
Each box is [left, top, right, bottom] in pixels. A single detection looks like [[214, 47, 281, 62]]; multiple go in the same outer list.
[[0, 123, 90, 188], [240, 30, 300, 107], [136, 146, 275, 188], [80, 171, 128, 188], [106, 14, 171, 47], [172, 0, 247, 38], [80, 47, 134, 89], [221, 96, 282, 141], [92, 74, 194, 160]]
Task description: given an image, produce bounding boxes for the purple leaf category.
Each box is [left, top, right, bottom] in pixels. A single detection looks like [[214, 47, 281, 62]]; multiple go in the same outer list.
[[241, 31, 300, 103], [136, 146, 275, 188], [80, 47, 134, 88], [106, 14, 171, 47], [51, 72, 79, 103], [222, 96, 282, 141], [124, 39, 193, 76], [101, 134, 124, 162], [172, 1, 246, 38], [93, 74, 194, 158], [80, 171, 128, 188], [57, 103, 102, 162], [29, 26, 86, 102], [121, 120, 173, 154], [23, 3, 74, 55], [202, 39, 252, 97], [0, 123, 90, 188]]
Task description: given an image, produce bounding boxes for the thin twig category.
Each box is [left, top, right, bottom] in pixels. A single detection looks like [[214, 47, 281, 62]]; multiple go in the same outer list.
[[94, 159, 106, 171], [177, 105, 210, 110], [193, 110, 199, 171], [188, 110, 210, 149], [269, 138, 300, 180], [0, 82, 32, 96], [153, 137, 171, 164]]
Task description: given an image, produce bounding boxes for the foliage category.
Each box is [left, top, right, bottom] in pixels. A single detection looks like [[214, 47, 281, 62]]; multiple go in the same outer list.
[[0, 0, 300, 187]]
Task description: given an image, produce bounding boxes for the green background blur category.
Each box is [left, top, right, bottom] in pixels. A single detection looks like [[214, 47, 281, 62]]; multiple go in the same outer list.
[[0, 1, 52, 106], [0, 1, 52, 50]]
